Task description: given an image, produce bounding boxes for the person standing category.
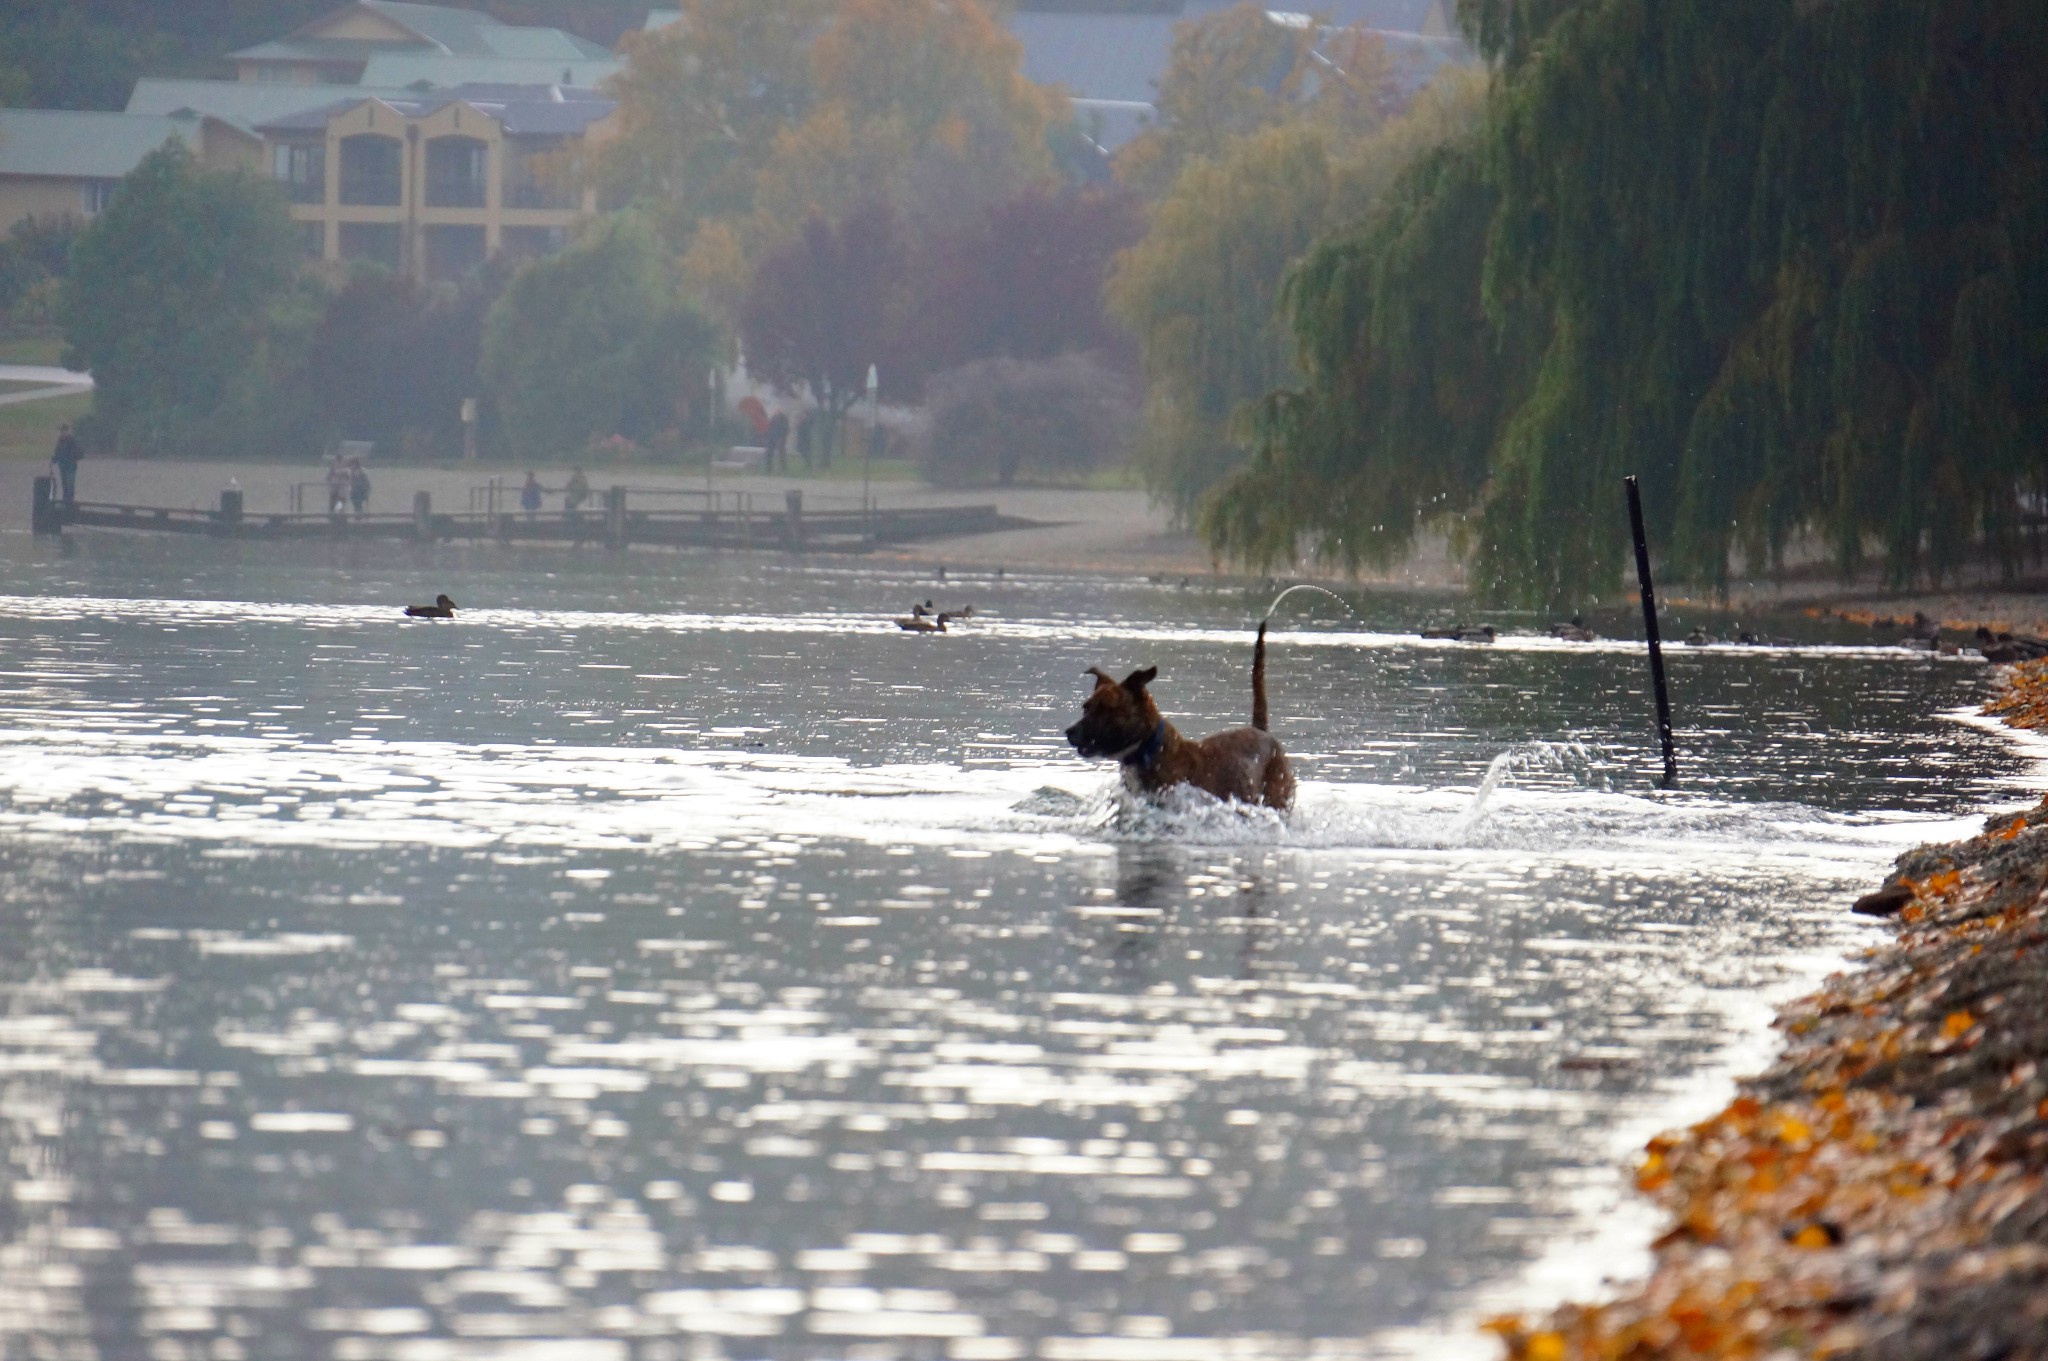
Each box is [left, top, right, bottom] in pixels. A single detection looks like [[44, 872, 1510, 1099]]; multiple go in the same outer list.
[[50, 423, 82, 505], [520, 470, 543, 519], [326, 455, 351, 518], [348, 458, 371, 516], [763, 411, 790, 473]]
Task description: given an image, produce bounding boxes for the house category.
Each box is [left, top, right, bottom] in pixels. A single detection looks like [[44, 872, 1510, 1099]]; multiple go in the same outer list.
[[229, 1, 611, 86], [1007, 0, 1465, 152], [256, 85, 617, 281], [0, 108, 259, 234]]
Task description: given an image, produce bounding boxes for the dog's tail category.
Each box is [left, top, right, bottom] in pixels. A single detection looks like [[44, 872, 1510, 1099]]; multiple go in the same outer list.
[[1252, 620, 1270, 732]]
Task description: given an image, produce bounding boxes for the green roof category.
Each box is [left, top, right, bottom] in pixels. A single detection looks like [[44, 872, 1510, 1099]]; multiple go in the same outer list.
[[357, 53, 622, 88], [0, 109, 190, 180], [231, 2, 610, 64], [125, 78, 418, 134]]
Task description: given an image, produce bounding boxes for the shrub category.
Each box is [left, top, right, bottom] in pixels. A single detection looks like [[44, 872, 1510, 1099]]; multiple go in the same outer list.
[[920, 352, 1135, 486]]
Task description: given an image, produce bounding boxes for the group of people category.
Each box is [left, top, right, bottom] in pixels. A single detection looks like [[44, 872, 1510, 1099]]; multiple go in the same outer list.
[[519, 468, 592, 519], [325, 454, 372, 517]]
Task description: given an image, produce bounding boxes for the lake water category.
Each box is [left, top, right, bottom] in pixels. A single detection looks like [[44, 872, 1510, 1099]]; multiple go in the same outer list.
[[0, 537, 2025, 1361]]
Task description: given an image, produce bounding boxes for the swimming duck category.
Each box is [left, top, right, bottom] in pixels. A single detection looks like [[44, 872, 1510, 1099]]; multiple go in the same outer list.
[[1421, 623, 1496, 643], [404, 594, 456, 619], [897, 611, 951, 634], [1685, 627, 1714, 646], [943, 605, 975, 621], [892, 601, 936, 629], [1550, 615, 1596, 643]]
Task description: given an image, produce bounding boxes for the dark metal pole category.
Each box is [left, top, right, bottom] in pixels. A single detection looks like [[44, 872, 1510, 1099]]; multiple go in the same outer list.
[[1624, 475, 1677, 788]]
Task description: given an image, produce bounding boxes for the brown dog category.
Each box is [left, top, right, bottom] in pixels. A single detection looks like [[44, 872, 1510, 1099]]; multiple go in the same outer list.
[[1065, 622, 1294, 810]]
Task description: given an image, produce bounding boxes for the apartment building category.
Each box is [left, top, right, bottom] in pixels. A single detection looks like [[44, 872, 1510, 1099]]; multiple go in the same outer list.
[[257, 85, 616, 282]]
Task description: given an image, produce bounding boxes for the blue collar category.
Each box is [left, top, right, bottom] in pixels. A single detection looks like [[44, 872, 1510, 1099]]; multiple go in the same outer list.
[[1123, 720, 1168, 771]]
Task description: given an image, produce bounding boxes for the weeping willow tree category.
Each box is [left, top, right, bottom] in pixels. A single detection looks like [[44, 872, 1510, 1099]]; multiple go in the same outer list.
[[1220, 0, 2048, 605]]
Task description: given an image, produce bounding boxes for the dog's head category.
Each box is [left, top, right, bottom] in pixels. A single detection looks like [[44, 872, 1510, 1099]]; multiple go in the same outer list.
[[1065, 666, 1160, 760]]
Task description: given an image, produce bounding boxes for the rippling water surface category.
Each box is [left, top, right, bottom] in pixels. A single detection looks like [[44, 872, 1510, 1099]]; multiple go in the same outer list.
[[0, 538, 2024, 1360]]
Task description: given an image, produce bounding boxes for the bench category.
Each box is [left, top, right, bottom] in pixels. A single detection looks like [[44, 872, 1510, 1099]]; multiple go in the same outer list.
[[712, 445, 766, 472]]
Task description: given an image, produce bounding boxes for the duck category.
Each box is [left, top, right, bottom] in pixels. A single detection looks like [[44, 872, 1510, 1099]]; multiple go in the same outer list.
[[943, 604, 975, 621], [1684, 627, 1715, 646], [1550, 615, 1596, 642], [404, 594, 457, 619], [897, 611, 951, 634], [1421, 623, 1496, 643], [892, 601, 936, 629]]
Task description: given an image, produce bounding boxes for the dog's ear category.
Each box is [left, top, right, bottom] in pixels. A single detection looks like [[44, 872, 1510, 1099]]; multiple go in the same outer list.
[[1084, 666, 1117, 689], [1121, 666, 1157, 694]]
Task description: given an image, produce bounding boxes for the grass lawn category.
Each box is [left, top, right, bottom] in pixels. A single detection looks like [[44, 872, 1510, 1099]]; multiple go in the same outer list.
[[0, 336, 65, 366], [0, 390, 91, 465]]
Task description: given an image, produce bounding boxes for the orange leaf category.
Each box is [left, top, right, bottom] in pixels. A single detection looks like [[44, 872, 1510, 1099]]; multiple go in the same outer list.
[[1941, 1010, 1977, 1040]]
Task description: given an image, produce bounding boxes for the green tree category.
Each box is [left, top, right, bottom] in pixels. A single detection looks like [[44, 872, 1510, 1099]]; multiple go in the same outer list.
[[479, 214, 715, 462], [1108, 71, 1485, 518], [1214, 0, 2048, 604], [62, 140, 301, 457]]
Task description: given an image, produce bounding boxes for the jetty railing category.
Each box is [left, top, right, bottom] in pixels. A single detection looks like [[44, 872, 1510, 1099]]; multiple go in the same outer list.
[[30, 476, 1014, 554]]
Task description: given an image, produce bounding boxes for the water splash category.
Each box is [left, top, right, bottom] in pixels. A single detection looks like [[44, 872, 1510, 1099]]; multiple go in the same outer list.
[[1260, 583, 1356, 625], [1455, 741, 1596, 839]]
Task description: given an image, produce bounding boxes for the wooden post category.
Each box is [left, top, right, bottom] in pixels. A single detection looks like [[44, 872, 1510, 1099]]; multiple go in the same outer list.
[[413, 490, 433, 539], [31, 476, 62, 535], [784, 488, 803, 550], [1624, 475, 1677, 788]]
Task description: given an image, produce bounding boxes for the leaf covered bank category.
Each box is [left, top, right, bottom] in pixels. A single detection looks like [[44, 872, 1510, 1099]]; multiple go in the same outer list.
[[1490, 659, 2048, 1358]]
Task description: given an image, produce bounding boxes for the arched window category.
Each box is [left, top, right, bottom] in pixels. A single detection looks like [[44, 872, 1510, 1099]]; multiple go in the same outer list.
[[425, 136, 488, 208], [338, 134, 401, 206]]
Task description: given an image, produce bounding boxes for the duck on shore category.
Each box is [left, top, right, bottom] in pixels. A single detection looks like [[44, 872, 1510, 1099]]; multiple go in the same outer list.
[[404, 594, 456, 619]]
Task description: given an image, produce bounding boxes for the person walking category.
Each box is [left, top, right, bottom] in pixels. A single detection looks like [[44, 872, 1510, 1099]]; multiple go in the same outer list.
[[763, 411, 790, 474], [50, 423, 82, 505]]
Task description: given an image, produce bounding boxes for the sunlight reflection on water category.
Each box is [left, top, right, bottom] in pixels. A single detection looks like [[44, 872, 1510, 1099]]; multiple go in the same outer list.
[[0, 544, 2023, 1359]]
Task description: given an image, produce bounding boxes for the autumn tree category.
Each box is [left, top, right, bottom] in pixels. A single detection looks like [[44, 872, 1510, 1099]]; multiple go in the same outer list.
[[920, 185, 1146, 372], [739, 203, 915, 464], [753, 0, 1065, 236], [1114, 3, 1392, 199], [599, 0, 832, 244], [1108, 64, 1482, 518]]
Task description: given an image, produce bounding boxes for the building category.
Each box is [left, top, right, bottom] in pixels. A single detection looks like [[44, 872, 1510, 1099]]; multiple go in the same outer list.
[[0, 108, 258, 234], [228, 0, 612, 86], [256, 85, 617, 281]]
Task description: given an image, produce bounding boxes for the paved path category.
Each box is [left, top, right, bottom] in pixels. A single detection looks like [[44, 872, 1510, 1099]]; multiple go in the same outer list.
[[0, 363, 91, 409]]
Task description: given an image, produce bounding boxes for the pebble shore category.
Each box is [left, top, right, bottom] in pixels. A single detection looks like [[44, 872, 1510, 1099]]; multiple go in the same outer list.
[[1488, 659, 2048, 1360]]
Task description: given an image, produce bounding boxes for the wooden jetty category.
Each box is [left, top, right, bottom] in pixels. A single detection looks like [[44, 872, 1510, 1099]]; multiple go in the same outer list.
[[30, 476, 1024, 553]]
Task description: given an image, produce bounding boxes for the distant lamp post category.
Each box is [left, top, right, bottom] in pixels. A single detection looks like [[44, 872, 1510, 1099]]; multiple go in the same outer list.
[[460, 397, 477, 461]]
